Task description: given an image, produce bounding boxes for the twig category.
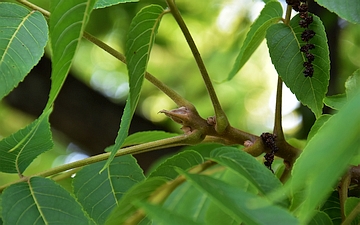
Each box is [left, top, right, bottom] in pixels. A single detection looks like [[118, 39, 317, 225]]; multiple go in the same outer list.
[[165, 0, 229, 133]]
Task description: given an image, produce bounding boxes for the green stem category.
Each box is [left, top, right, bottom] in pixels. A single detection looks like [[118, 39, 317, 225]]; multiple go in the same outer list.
[[273, 77, 284, 140], [273, 5, 292, 139], [339, 171, 351, 222], [165, 0, 229, 133], [342, 202, 360, 225], [83, 32, 195, 109], [0, 134, 197, 193], [17, 0, 50, 17]]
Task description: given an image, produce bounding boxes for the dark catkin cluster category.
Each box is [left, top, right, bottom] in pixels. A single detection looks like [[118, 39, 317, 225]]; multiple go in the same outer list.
[[286, 0, 315, 77], [260, 132, 278, 173]]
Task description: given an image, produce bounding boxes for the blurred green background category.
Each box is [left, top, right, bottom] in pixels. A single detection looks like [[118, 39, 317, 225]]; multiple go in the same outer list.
[[1, 0, 359, 185]]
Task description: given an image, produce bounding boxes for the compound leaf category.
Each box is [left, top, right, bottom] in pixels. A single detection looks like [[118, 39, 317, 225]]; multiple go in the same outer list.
[[0, 3, 48, 100]]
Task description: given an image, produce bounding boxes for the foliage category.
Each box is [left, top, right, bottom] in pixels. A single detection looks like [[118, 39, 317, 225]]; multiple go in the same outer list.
[[0, 0, 360, 224]]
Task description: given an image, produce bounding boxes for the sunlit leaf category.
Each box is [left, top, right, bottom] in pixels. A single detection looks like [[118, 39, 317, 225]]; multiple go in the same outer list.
[[105, 177, 167, 225], [0, 109, 53, 174], [123, 131, 178, 147], [0, 3, 48, 101], [308, 211, 333, 225], [209, 147, 282, 196], [136, 201, 201, 225], [73, 155, 144, 225], [148, 150, 204, 180], [2, 177, 92, 225], [46, 0, 96, 110], [289, 90, 360, 223], [103, 5, 165, 171], [180, 172, 299, 225], [266, 14, 330, 118], [345, 197, 360, 224], [228, 1, 282, 79], [315, 0, 360, 24], [94, 0, 139, 9]]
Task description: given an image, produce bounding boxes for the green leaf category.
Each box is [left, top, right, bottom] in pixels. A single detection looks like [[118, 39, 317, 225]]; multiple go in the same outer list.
[[135, 201, 202, 225], [0, 109, 53, 174], [103, 5, 165, 171], [266, 14, 330, 118], [0, 3, 48, 101], [123, 131, 178, 147], [2, 177, 92, 225], [182, 143, 224, 159], [320, 191, 342, 225], [209, 147, 282, 195], [105, 177, 167, 225], [289, 89, 360, 223], [162, 178, 209, 223], [162, 168, 247, 224], [345, 69, 360, 98], [345, 197, 360, 225], [46, 0, 96, 110], [94, 0, 139, 9], [228, 1, 282, 79], [308, 211, 333, 225], [148, 150, 204, 180], [323, 94, 347, 110], [315, 0, 360, 24], [73, 155, 145, 225], [180, 172, 299, 225], [205, 200, 238, 225], [307, 114, 331, 142]]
